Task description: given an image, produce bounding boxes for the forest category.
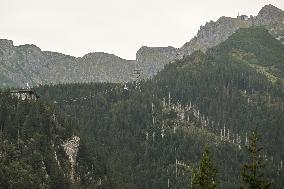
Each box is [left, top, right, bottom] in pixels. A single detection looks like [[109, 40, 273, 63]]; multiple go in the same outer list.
[[1, 27, 284, 188]]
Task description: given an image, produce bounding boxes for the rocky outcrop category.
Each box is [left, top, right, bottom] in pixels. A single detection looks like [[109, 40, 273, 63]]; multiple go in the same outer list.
[[0, 39, 15, 60], [62, 136, 80, 181], [178, 4, 284, 58], [254, 4, 284, 26], [178, 17, 251, 57], [79, 52, 136, 83], [136, 46, 178, 77], [0, 5, 283, 88]]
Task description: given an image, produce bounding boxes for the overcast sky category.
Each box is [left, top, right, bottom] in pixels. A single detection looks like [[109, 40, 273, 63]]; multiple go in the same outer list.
[[1, 0, 283, 59]]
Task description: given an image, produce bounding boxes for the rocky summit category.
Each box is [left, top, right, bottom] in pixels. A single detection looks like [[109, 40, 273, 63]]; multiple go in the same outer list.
[[0, 4, 283, 88], [178, 4, 284, 57]]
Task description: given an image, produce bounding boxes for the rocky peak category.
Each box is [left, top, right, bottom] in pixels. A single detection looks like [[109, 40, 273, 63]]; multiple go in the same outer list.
[[16, 44, 49, 68], [178, 5, 284, 58], [258, 4, 284, 17], [137, 45, 176, 56], [0, 39, 14, 49], [255, 4, 284, 26], [82, 52, 128, 63], [17, 44, 42, 53], [178, 16, 246, 57], [0, 39, 15, 59], [43, 51, 77, 64], [136, 46, 177, 62], [82, 53, 136, 70], [136, 46, 178, 76]]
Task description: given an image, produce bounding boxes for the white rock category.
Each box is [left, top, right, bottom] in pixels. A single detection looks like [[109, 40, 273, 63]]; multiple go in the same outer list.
[[62, 136, 80, 181]]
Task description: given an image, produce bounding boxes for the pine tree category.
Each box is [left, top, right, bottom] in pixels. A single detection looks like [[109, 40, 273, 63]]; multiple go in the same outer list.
[[192, 148, 218, 189], [240, 132, 271, 189]]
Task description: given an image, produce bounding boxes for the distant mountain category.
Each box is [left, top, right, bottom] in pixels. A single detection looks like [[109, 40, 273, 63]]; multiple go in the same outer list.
[[0, 4, 283, 88], [0, 41, 136, 87]]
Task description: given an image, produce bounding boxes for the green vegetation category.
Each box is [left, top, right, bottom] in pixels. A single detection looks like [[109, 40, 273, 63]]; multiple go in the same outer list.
[[241, 132, 271, 189], [35, 27, 283, 188], [192, 148, 218, 189], [0, 91, 103, 188], [1, 27, 283, 188]]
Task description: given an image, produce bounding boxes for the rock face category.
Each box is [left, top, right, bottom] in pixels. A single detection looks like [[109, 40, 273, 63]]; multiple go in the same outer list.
[[62, 136, 80, 181], [136, 46, 178, 77], [79, 52, 136, 83], [178, 17, 251, 57], [254, 4, 284, 26], [178, 4, 284, 58], [0, 5, 283, 88], [0, 39, 14, 60], [0, 44, 136, 87]]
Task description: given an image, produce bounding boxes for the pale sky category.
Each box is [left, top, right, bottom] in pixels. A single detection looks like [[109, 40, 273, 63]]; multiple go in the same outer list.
[[1, 0, 283, 60]]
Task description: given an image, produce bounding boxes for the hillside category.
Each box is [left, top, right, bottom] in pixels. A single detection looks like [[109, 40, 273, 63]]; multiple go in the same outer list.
[[1, 5, 283, 88], [36, 82, 250, 189], [0, 91, 106, 189], [155, 27, 284, 158], [35, 27, 284, 188]]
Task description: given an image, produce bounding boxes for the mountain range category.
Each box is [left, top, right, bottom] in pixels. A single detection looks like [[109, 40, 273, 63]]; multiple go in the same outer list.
[[33, 26, 284, 188], [1, 4, 284, 188], [0, 4, 283, 88]]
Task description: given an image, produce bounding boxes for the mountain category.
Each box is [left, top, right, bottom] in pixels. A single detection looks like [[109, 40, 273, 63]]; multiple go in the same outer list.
[[77, 52, 136, 83], [136, 46, 178, 77], [34, 27, 284, 188], [0, 4, 283, 88], [0, 41, 136, 88], [178, 4, 284, 57]]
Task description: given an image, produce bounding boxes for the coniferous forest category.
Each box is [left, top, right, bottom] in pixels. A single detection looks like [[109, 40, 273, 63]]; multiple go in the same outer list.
[[1, 27, 284, 188]]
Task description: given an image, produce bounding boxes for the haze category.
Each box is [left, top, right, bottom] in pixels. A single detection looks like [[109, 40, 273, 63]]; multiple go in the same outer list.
[[1, 0, 283, 59]]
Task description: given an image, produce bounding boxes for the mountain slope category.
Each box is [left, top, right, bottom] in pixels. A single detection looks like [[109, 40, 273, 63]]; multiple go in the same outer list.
[[155, 27, 284, 161], [36, 82, 249, 189], [35, 27, 284, 189], [0, 40, 136, 88], [0, 91, 105, 188]]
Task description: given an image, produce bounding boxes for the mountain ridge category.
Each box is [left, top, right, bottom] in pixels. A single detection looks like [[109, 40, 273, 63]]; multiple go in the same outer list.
[[0, 4, 283, 88]]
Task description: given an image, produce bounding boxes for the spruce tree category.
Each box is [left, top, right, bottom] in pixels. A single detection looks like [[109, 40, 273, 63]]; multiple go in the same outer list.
[[241, 132, 271, 189], [192, 148, 218, 189]]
